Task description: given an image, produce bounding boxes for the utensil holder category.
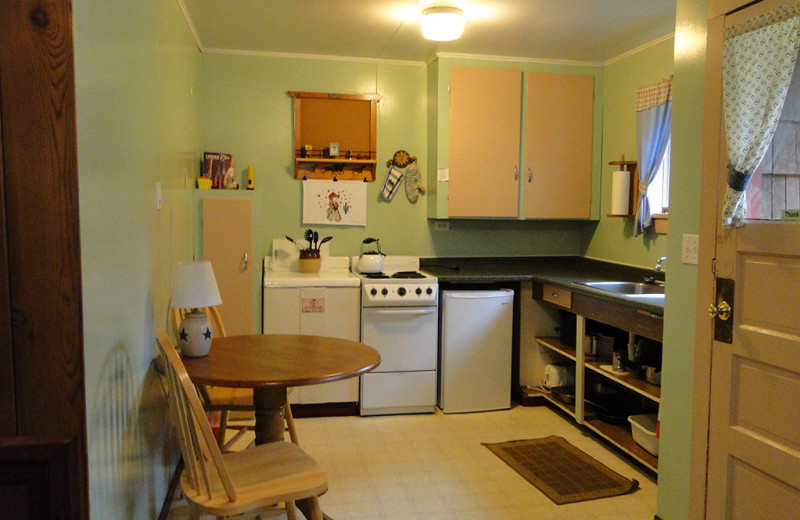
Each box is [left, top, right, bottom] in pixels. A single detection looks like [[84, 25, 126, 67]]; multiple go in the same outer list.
[[298, 250, 321, 273]]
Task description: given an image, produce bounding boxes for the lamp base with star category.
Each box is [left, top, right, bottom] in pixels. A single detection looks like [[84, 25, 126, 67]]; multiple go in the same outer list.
[[178, 309, 214, 357]]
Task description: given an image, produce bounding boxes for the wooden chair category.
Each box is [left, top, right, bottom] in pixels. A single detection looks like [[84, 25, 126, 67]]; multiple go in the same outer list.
[[156, 329, 326, 520], [171, 307, 299, 449]]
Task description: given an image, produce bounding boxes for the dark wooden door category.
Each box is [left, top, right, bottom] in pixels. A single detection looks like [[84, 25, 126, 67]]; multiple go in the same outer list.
[[0, 0, 88, 518]]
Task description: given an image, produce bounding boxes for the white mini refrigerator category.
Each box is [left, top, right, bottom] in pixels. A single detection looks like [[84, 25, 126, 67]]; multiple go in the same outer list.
[[438, 289, 514, 413]]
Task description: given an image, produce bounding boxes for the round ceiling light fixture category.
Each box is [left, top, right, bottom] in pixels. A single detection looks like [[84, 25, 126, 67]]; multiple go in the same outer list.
[[421, 6, 464, 41]]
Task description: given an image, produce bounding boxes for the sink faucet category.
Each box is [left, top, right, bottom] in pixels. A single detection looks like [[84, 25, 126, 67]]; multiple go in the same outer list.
[[654, 256, 668, 271]]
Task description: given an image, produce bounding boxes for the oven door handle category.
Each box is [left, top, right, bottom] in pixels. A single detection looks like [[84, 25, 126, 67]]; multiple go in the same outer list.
[[369, 308, 437, 316]]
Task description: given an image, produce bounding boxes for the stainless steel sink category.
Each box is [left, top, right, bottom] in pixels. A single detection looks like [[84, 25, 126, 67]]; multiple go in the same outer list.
[[578, 281, 665, 300]]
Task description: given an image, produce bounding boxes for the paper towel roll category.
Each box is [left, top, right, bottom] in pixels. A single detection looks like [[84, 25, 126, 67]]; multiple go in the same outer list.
[[611, 170, 631, 215]]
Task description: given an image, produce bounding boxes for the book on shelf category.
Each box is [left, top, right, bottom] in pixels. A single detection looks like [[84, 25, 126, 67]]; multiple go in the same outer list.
[[202, 152, 235, 189]]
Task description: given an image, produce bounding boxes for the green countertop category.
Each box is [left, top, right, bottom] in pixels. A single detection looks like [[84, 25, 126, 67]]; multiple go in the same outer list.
[[420, 256, 665, 315]]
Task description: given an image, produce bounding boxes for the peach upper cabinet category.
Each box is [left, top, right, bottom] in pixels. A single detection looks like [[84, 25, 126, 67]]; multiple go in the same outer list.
[[430, 66, 596, 219]]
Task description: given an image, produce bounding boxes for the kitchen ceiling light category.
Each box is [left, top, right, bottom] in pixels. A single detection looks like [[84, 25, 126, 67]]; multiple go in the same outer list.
[[421, 6, 464, 41]]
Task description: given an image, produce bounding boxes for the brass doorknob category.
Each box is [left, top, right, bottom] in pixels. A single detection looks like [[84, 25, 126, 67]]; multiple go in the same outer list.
[[707, 300, 731, 321]]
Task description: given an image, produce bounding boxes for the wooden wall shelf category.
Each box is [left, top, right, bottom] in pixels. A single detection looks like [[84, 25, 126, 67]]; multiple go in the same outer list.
[[289, 91, 380, 181]]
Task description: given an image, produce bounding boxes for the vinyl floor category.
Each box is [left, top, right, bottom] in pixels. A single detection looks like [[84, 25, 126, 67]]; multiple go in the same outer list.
[[165, 405, 657, 520]]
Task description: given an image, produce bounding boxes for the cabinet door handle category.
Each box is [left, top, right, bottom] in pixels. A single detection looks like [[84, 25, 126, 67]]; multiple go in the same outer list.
[[242, 252, 249, 270], [514, 166, 519, 180], [528, 168, 532, 182]]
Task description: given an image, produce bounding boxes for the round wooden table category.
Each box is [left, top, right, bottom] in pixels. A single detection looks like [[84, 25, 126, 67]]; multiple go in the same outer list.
[[182, 334, 380, 445]]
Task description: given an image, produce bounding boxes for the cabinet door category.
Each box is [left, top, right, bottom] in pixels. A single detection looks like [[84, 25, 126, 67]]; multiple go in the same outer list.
[[262, 287, 360, 404], [449, 68, 522, 217], [202, 198, 254, 335], [296, 288, 360, 403], [524, 73, 594, 219]]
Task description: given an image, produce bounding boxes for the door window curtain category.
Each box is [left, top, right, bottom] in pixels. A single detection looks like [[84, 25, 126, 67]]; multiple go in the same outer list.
[[634, 77, 673, 236], [722, 2, 800, 228]]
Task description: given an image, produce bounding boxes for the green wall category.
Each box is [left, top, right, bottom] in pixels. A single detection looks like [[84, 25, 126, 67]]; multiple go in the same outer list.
[[584, 38, 674, 267], [658, 0, 707, 517], [74, 0, 200, 517], [199, 54, 433, 262]]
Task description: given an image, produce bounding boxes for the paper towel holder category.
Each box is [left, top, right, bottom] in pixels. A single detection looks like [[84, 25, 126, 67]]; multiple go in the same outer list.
[[607, 154, 638, 218]]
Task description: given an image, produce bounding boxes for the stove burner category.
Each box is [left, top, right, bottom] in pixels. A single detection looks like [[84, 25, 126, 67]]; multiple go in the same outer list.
[[363, 272, 389, 279], [391, 271, 425, 279]]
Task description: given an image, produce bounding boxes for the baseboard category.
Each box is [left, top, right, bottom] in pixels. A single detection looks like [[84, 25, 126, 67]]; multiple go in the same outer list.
[[291, 402, 359, 418]]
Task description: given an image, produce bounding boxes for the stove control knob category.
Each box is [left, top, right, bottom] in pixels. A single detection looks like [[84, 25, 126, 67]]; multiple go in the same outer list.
[[416, 288, 422, 295], [370, 288, 377, 296], [398, 287, 406, 296], [381, 288, 388, 296], [426, 287, 433, 295]]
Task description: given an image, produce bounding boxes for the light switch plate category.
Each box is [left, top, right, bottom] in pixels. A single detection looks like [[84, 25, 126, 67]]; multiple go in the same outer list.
[[682, 234, 699, 264]]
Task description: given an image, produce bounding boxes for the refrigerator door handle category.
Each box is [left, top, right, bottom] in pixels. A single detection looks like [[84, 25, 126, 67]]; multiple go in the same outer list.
[[445, 291, 513, 300]]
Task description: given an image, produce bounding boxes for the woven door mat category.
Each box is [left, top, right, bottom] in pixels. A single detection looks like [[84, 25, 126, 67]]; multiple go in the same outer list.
[[483, 435, 639, 505]]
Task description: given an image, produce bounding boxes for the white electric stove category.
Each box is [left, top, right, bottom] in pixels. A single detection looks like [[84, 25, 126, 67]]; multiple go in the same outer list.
[[351, 256, 439, 416]]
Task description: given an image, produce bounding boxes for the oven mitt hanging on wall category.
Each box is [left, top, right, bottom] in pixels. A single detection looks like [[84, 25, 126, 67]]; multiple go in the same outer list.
[[381, 166, 403, 201], [404, 160, 426, 203]]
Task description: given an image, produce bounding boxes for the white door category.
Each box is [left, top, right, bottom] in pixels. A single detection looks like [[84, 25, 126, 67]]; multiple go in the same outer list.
[[440, 290, 513, 413], [698, 1, 800, 516]]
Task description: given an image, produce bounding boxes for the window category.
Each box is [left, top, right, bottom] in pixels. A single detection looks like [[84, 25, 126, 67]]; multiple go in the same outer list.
[[648, 138, 671, 214], [745, 62, 800, 220]]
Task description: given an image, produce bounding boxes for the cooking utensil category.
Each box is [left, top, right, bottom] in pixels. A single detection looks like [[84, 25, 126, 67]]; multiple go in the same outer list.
[[645, 366, 662, 385], [612, 351, 626, 372], [550, 385, 575, 405], [358, 238, 385, 273]]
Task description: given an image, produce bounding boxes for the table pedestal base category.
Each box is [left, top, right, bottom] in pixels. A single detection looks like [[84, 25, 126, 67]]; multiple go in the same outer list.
[[253, 387, 334, 519], [252, 387, 288, 445]]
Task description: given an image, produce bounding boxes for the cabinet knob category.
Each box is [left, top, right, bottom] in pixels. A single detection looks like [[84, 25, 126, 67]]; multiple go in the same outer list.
[[528, 168, 532, 182], [514, 166, 519, 180]]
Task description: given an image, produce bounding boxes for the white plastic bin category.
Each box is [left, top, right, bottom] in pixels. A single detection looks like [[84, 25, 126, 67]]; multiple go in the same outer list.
[[629, 414, 659, 456]]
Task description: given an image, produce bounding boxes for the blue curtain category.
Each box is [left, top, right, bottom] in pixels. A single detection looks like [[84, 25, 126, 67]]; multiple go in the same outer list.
[[634, 81, 672, 236]]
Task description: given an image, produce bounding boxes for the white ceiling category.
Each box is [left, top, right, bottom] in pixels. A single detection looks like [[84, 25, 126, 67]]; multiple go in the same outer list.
[[179, 0, 676, 64]]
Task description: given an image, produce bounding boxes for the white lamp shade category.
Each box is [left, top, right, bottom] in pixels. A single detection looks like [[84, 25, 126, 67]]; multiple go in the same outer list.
[[170, 261, 222, 309], [422, 6, 464, 41]]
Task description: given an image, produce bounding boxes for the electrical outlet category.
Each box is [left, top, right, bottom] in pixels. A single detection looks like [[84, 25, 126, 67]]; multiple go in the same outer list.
[[682, 234, 699, 264], [434, 221, 449, 231]]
